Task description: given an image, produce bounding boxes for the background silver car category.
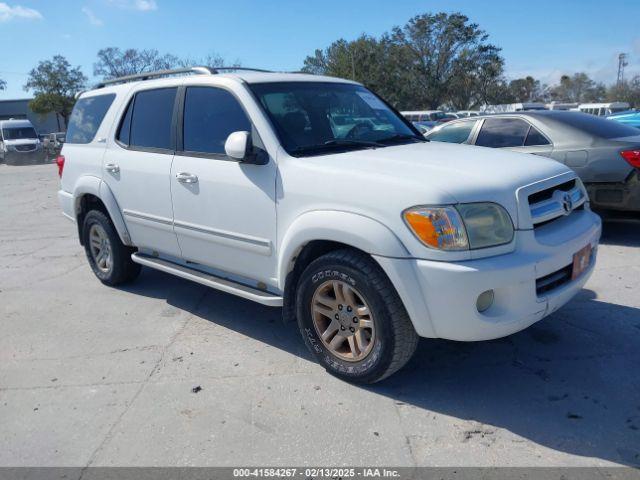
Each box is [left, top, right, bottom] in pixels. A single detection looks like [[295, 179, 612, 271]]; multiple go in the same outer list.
[[425, 111, 640, 213]]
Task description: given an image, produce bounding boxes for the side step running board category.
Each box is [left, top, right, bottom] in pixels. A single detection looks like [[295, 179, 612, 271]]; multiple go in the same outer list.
[[131, 253, 283, 307]]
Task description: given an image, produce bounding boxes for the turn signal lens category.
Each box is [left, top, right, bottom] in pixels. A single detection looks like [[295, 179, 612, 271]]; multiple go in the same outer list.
[[403, 206, 468, 250]]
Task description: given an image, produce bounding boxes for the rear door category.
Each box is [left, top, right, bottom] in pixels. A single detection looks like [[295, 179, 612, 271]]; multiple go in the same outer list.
[[102, 87, 182, 257], [474, 117, 553, 156]]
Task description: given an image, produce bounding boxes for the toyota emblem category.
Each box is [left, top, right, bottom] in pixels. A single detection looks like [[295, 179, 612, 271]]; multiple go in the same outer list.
[[562, 192, 573, 215]]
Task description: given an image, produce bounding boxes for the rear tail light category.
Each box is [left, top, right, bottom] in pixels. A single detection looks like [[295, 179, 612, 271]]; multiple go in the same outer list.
[[56, 155, 65, 177], [621, 149, 640, 168]]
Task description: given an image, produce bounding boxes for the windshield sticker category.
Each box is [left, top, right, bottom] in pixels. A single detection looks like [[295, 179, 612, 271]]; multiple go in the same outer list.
[[356, 91, 387, 110]]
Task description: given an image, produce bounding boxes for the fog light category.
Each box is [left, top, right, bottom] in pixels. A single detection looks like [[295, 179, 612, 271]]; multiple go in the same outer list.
[[476, 290, 494, 313]]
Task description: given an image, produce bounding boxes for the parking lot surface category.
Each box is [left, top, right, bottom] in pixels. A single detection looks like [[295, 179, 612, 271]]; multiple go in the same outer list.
[[1, 164, 639, 467]]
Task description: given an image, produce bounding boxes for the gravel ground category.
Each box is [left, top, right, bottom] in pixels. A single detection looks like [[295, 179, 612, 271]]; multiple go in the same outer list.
[[1, 163, 639, 467]]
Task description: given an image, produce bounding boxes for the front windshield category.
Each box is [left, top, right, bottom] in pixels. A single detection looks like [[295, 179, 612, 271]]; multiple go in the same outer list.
[[249, 82, 422, 156], [2, 127, 37, 140]]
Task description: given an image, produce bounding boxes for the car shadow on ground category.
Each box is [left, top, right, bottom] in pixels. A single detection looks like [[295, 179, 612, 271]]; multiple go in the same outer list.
[[597, 212, 640, 247], [118, 221, 640, 467]]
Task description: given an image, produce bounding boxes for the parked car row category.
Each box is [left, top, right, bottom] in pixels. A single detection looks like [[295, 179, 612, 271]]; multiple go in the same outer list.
[[425, 111, 640, 213], [402, 110, 481, 134]]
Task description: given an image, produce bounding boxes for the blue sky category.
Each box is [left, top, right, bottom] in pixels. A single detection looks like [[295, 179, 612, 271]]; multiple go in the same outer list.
[[1, 0, 639, 99]]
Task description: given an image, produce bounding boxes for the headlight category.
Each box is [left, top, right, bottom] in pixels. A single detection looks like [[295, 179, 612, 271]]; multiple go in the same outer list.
[[403, 203, 514, 251], [456, 203, 514, 249]]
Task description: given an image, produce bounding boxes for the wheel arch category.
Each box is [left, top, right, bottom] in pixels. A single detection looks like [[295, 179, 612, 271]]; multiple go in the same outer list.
[[277, 210, 410, 290], [72, 175, 132, 246], [278, 210, 412, 323]]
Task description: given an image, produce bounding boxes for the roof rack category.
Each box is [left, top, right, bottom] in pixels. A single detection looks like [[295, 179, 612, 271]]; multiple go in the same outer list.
[[96, 66, 213, 88], [95, 66, 273, 88], [212, 67, 273, 73]]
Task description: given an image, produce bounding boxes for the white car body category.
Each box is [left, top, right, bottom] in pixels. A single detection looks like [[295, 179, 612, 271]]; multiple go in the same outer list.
[[0, 119, 44, 164], [578, 102, 630, 116], [58, 71, 601, 343]]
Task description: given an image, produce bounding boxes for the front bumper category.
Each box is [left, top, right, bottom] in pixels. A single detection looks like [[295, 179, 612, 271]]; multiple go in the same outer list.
[[375, 209, 602, 341], [58, 190, 75, 222], [2, 149, 47, 166]]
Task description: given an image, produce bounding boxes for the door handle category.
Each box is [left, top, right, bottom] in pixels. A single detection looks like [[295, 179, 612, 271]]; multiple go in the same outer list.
[[105, 163, 120, 173], [176, 172, 198, 184]]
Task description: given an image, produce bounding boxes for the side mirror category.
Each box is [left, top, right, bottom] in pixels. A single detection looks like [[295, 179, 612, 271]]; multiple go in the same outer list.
[[224, 131, 268, 165]]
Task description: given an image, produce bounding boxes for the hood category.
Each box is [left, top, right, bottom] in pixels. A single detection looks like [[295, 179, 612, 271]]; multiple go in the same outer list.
[[4, 138, 39, 146], [283, 141, 572, 230], [303, 141, 569, 201]]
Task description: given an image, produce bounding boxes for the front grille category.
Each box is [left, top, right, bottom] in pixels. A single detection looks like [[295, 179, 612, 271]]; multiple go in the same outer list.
[[536, 264, 572, 296], [528, 179, 576, 205], [15, 144, 36, 152], [527, 178, 586, 228]]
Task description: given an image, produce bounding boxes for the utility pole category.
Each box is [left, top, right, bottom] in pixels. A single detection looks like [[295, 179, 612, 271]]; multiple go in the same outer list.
[[617, 53, 628, 86]]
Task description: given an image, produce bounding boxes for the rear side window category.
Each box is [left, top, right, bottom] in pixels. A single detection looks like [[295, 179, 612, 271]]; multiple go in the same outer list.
[[66, 94, 115, 144], [118, 88, 177, 150], [428, 121, 476, 144], [182, 87, 251, 155], [524, 126, 550, 146], [476, 118, 530, 148]]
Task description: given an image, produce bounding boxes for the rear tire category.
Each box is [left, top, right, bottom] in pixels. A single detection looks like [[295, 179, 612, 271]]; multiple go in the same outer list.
[[82, 210, 140, 286], [295, 249, 418, 383]]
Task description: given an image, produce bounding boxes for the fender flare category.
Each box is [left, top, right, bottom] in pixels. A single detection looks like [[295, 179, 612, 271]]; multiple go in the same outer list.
[[277, 210, 437, 338], [72, 175, 133, 246], [277, 210, 410, 291]]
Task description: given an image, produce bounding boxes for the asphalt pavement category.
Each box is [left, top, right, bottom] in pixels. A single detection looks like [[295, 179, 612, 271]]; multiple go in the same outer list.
[[1, 164, 639, 468]]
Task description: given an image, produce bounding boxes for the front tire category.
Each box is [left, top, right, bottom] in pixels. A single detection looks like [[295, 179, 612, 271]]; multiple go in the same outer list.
[[82, 210, 140, 286], [296, 249, 418, 383]]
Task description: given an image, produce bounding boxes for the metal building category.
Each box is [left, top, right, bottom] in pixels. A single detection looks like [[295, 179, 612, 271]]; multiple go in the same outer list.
[[0, 98, 63, 135]]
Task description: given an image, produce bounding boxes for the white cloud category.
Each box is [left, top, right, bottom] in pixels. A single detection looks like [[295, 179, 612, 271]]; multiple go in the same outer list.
[[134, 0, 157, 11], [82, 6, 103, 26], [0, 2, 43, 22], [107, 0, 157, 11]]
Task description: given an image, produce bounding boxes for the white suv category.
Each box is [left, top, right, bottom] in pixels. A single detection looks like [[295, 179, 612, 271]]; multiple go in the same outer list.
[[57, 67, 601, 383]]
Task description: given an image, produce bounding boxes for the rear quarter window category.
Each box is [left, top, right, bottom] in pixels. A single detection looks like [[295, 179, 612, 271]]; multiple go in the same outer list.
[[66, 94, 116, 144]]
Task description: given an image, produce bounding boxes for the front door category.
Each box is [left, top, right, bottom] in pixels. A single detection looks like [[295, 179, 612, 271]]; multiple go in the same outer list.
[[102, 87, 181, 257], [170, 86, 277, 284]]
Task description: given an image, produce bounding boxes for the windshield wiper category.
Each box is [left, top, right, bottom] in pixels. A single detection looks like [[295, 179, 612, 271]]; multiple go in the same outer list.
[[323, 139, 385, 147], [378, 134, 428, 144], [290, 139, 384, 156]]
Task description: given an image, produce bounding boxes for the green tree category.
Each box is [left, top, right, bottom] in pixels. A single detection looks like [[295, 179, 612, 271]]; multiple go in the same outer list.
[[386, 13, 503, 109], [607, 75, 640, 107], [24, 55, 87, 128], [507, 76, 549, 102], [303, 35, 396, 101], [446, 44, 506, 109], [550, 73, 605, 103], [302, 13, 505, 110]]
